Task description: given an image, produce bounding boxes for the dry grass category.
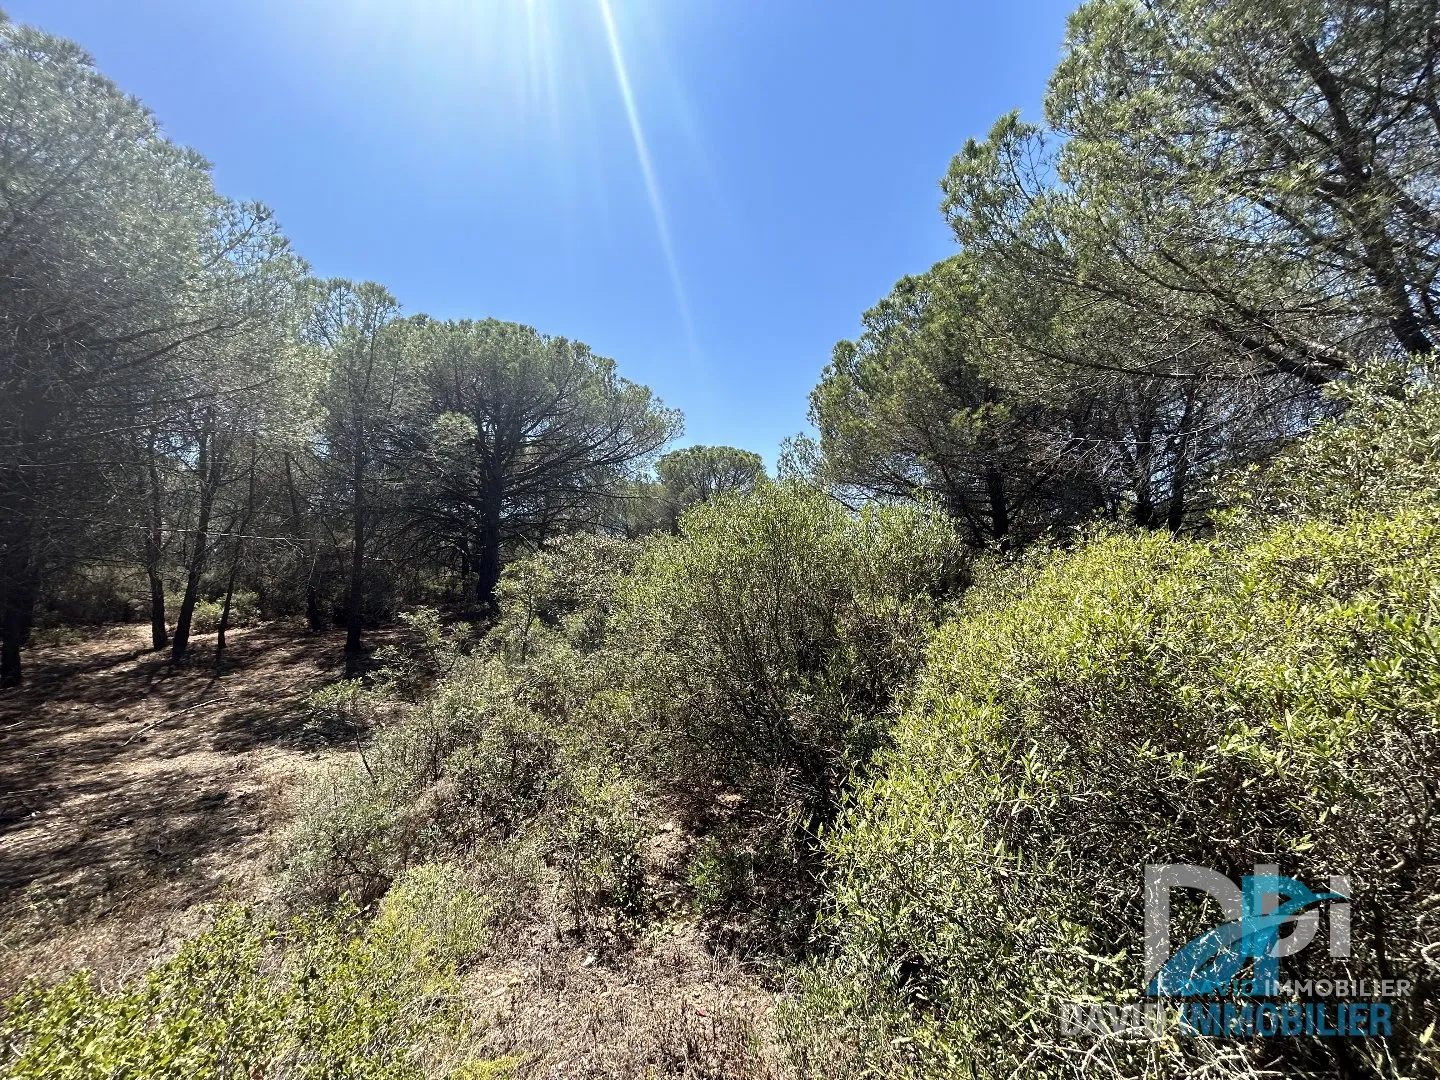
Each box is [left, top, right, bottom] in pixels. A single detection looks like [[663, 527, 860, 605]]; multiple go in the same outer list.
[[0, 623, 365, 994], [458, 922, 787, 1079]]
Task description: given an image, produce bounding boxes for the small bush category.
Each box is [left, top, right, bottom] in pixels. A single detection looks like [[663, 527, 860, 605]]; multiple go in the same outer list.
[[621, 482, 965, 817], [281, 537, 647, 937], [282, 662, 556, 907], [35, 565, 142, 626], [495, 533, 642, 660], [189, 590, 261, 635], [0, 864, 486, 1078], [688, 833, 756, 917], [372, 606, 474, 699], [542, 771, 648, 935]]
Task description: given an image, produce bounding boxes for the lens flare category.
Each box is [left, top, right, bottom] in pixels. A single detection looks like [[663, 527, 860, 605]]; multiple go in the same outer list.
[[594, 0, 698, 358]]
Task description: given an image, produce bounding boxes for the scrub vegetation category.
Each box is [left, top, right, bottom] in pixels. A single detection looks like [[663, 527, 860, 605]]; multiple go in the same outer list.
[[2, 1, 1439, 1077]]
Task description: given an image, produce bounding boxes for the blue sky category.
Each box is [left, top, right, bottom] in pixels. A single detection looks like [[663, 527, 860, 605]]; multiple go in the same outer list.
[[13, 0, 1076, 465]]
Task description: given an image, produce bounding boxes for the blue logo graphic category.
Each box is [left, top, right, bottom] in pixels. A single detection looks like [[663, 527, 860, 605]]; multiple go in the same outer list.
[[1144, 864, 1350, 999]]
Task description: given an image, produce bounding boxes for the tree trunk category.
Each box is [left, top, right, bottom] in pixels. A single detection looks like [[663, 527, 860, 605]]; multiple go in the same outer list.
[[985, 464, 1010, 550], [172, 420, 219, 662], [283, 452, 325, 631], [305, 565, 324, 632], [216, 452, 257, 666], [1132, 418, 1157, 528], [0, 576, 33, 689], [345, 442, 367, 673], [214, 513, 240, 664], [1166, 457, 1189, 534], [474, 502, 503, 613], [1165, 392, 1197, 536], [146, 566, 168, 651], [215, 560, 239, 665], [144, 431, 168, 651], [0, 475, 38, 688]]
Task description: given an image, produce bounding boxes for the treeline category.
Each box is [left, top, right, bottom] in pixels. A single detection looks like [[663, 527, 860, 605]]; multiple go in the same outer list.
[[0, 16, 768, 686], [806, 0, 1438, 546]]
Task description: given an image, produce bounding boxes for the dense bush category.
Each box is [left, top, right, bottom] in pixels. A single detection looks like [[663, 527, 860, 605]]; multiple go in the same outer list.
[[598, 482, 967, 948], [282, 663, 558, 908], [189, 590, 262, 636], [801, 505, 1440, 1079], [620, 482, 965, 820], [1232, 359, 1440, 523], [0, 864, 499, 1078], [34, 565, 146, 627], [283, 536, 648, 935]]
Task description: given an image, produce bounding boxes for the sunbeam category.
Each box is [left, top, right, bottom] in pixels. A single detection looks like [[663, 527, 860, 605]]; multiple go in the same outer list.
[[594, 0, 699, 359]]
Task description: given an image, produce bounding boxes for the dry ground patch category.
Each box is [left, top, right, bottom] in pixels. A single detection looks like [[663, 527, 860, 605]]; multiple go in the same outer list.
[[0, 623, 359, 993]]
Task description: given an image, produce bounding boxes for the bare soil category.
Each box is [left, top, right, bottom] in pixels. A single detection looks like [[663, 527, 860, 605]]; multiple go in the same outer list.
[[0, 623, 356, 994], [0, 623, 789, 1077]]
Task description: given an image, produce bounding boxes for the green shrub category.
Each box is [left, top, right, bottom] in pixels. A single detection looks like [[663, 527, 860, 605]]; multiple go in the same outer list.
[[1231, 358, 1440, 523], [542, 770, 648, 935], [0, 864, 485, 1078], [688, 832, 756, 917], [620, 481, 965, 820], [495, 532, 642, 659], [610, 482, 965, 948], [806, 508, 1440, 1079], [282, 661, 556, 906], [371, 606, 474, 699], [189, 590, 261, 635], [281, 536, 646, 936], [35, 565, 142, 626]]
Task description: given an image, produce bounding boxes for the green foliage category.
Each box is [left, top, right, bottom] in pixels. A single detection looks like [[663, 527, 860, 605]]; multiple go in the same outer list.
[[0, 864, 485, 1078], [611, 482, 966, 947], [282, 660, 556, 906], [807, 507, 1440, 1079], [371, 606, 473, 699], [1045, 0, 1440, 368], [188, 590, 261, 636], [543, 770, 649, 934], [494, 533, 641, 659], [283, 535, 644, 933], [812, 256, 1115, 544], [686, 832, 759, 918], [399, 316, 682, 605], [621, 482, 966, 819], [1233, 360, 1440, 522]]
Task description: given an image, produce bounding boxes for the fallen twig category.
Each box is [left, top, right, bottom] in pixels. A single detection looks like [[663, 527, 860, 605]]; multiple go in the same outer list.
[[122, 696, 233, 745]]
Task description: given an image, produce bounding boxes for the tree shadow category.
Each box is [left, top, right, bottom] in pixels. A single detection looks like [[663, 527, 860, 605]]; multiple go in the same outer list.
[[0, 624, 367, 951]]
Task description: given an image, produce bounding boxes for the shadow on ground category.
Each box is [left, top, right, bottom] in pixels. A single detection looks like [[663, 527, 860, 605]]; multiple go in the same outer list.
[[0, 623, 368, 991]]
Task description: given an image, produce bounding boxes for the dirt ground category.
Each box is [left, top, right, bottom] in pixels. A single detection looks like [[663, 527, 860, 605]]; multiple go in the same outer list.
[[0, 623, 788, 1077], [0, 622, 357, 994]]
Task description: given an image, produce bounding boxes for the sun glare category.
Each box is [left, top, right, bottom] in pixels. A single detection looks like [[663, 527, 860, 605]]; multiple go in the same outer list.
[[593, 0, 697, 357], [325, 0, 700, 354]]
